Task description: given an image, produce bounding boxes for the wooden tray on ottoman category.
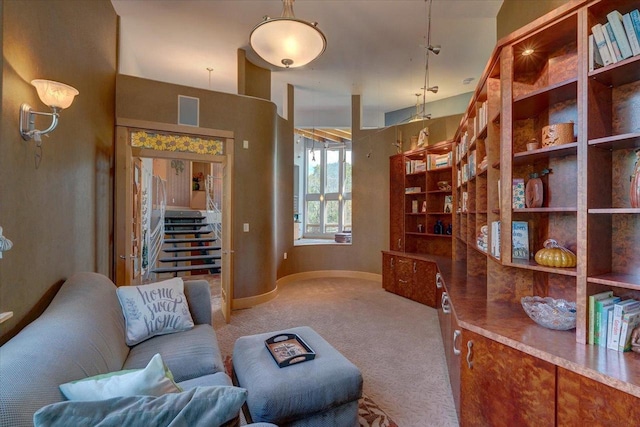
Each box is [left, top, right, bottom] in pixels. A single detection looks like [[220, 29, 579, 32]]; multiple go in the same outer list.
[[265, 333, 316, 368]]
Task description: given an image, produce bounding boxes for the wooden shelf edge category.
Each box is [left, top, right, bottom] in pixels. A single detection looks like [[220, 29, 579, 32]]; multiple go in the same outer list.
[[588, 208, 640, 214], [587, 274, 640, 290], [513, 207, 578, 213], [507, 259, 578, 276], [588, 133, 640, 151]]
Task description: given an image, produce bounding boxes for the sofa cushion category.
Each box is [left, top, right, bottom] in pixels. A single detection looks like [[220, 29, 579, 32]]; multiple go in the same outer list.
[[0, 273, 130, 427], [33, 386, 247, 427], [124, 324, 224, 382], [178, 372, 233, 389], [116, 277, 194, 346], [59, 353, 181, 401]]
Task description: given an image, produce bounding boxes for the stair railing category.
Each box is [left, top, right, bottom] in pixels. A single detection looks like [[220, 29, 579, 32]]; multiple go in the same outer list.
[[144, 175, 166, 281], [205, 174, 222, 241]]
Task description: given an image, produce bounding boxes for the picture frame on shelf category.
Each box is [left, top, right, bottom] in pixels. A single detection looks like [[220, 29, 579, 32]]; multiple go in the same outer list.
[[444, 195, 453, 213]]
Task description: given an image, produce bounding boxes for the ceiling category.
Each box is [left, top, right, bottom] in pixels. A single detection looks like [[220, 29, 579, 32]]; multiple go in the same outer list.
[[111, 0, 503, 129]]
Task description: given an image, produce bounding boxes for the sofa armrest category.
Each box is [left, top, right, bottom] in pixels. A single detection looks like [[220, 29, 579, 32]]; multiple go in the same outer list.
[[183, 280, 212, 325]]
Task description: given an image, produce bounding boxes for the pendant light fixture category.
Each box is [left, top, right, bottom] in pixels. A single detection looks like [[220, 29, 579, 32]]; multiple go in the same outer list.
[[250, 0, 327, 69]]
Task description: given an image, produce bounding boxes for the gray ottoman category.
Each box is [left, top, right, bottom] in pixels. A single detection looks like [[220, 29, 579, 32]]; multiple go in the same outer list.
[[232, 326, 363, 427]]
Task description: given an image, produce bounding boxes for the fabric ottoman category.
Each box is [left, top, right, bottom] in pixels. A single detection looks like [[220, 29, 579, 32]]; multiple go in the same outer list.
[[232, 326, 363, 427]]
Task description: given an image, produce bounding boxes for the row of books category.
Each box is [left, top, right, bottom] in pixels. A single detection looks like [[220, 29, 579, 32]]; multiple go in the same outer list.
[[405, 186, 422, 194], [405, 159, 426, 174], [589, 291, 640, 352], [427, 152, 452, 170], [590, 9, 640, 71], [466, 220, 527, 261], [456, 132, 470, 162], [473, 100, 489, 137], [405, 153, 452, 175]]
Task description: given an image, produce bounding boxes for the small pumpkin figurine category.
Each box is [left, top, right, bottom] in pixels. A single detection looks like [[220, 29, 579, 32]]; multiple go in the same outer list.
[[534, 239, 577, 268]]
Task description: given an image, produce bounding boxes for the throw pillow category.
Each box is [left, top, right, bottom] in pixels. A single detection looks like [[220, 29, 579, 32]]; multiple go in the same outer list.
[[59, 353, 182, 401], [116, 277, 194, 346], [35, 386, 248, 427]]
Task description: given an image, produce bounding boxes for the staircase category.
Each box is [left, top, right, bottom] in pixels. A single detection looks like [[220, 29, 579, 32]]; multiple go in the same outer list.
[[152, 210, 221, 276]]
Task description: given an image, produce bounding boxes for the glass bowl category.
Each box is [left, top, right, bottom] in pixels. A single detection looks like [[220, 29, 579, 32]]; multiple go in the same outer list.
[[521, 296, 576, 330]]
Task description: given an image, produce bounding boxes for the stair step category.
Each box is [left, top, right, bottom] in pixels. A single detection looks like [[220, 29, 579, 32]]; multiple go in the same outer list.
[[158, 254, 221, 263], [164, 237, 217, 244], [164, 222, 211, 228], [153, 263, 220, 274], [165, 210, 205, 220], [164, 225, 213, 235], [162, 246, 221, 253]]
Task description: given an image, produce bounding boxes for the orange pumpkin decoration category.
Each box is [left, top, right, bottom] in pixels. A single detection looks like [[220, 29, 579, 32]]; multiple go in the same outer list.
[[534, 239, 576, 268]]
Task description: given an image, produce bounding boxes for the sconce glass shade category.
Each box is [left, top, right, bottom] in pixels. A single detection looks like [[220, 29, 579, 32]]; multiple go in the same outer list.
[[31, 79, 79, 110], [250, 0, 326, 68]]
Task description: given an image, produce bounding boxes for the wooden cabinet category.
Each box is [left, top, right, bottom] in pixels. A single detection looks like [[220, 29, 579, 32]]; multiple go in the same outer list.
[[460, 329, 556, 427], [381, 252, 438, 307], [438, 289, 461, 419], [557, 367, 640, 425]]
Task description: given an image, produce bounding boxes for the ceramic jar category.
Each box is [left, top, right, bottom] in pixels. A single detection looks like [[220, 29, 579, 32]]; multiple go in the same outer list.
[[526, 174, 544, 208]]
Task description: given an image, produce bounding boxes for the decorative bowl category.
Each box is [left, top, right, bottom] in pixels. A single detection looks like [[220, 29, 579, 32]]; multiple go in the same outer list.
[[437, 181, 451, 191], [521, 296, 576, 330]]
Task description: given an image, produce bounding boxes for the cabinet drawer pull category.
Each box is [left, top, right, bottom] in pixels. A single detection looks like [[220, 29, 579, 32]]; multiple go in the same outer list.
[[441, 292, 451, 314], [436, 272, 443, 289], [398, 279, 409, 284], [390, 258, 394, 268], [466, 340, 474, 369], [413, 261, 417, 273], [453, 330, 461, 355], [398, 238, 402, 250]]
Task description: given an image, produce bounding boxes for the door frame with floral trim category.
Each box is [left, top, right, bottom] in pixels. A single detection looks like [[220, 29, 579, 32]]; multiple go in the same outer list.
[[115, 119, 234, 323]]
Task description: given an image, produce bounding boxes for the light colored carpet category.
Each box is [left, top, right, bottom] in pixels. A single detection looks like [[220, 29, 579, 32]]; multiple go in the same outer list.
[[210, 276, 459, 427]]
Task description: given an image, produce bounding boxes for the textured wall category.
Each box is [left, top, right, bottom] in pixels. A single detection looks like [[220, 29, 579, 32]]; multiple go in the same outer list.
[[0, 0, 117, 341], [497, 0, 570, 40], [115, 75, 280, 299]]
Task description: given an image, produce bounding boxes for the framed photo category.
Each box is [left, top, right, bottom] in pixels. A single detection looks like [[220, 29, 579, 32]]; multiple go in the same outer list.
[[444, 195, 453, 213]]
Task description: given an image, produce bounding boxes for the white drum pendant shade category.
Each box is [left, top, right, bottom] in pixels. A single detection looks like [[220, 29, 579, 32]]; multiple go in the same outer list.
[[250, 1, 326, 69]]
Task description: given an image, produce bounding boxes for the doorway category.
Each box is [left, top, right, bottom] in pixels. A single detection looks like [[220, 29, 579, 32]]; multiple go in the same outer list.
[[114, 123, 234, 322]]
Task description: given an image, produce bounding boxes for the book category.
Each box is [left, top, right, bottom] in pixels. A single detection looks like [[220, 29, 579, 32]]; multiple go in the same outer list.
[[606, 308, 615, 349], [461, 191, 468, 213], [511, 221, 529, 260], [594, 296, 621, 346], [491, 221, 501, 259], [589, 34, 605, 72], [608, 299, 640, 350], [619, 308, 640, 351], [607, 10, 633, 60], [512, 179, 525, 209], [622, 13, 640, 56], [468, 150, 476, 178], [588, 290, 614, 345], [603, 22, 622, 62], [592, 23, 614, 66], [631, 10, 640, 43]]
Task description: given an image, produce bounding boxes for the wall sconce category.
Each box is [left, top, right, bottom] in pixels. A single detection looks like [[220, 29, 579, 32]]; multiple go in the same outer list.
[[20, 79, 79, 142]]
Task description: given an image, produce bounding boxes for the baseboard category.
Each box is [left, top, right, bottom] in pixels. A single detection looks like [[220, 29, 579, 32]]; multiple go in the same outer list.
[[276, 270, 382, 286], [231, 271, 382, 310]]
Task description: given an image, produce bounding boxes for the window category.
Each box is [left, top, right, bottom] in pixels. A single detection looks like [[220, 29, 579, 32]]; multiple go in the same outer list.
[[304, 143, 352, 238]]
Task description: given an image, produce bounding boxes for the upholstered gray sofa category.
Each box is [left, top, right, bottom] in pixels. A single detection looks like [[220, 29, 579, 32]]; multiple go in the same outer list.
[[0, 272, 271, 427]]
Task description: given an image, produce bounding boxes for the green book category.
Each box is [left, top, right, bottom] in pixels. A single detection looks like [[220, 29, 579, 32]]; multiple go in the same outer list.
[[589, 291, 613, 345], [595, 296, 620, 346]]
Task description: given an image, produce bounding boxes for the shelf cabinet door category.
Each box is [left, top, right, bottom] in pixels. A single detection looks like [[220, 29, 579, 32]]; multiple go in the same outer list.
[[557, 366, 640, 424], [460, 329, 556, 427], [381, 253, 397, 294], [411, 259, 437, 307]]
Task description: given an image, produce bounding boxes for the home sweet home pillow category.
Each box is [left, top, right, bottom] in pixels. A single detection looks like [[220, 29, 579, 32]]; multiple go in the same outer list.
[[116, 278, 194, 346]]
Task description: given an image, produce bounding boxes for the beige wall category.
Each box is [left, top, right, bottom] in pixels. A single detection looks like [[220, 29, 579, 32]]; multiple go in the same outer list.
[[497, 0, 570, 40], [0, 0, 117, 341], [115, 75, 280, 299], [279, 96, 462, 276]]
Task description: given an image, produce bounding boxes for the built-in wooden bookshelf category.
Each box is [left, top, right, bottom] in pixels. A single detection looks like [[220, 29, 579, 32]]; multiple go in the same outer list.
[[439, 0, 640, 422]]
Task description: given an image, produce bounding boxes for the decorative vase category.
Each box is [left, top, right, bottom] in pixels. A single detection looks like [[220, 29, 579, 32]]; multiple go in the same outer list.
[[434, 220, 444, 234], [526, 174, 544, 208], [631, 149, 640, 209]]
